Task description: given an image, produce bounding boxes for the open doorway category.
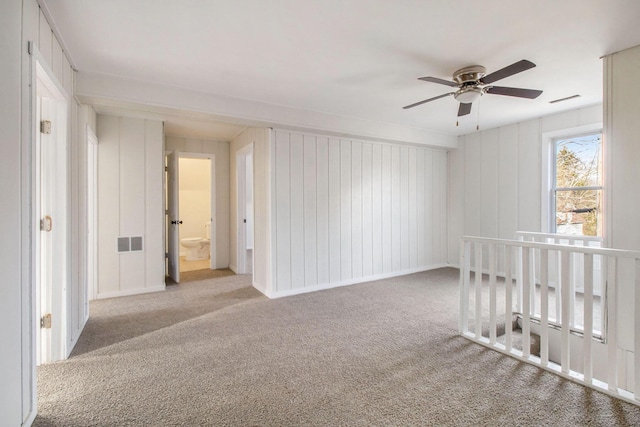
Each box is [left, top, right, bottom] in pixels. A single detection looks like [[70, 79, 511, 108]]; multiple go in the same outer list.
[[32, 46, 69, 365], [165, 152, 216, 283], [236, 144, 254, 275], [178, 155, 214, 272]]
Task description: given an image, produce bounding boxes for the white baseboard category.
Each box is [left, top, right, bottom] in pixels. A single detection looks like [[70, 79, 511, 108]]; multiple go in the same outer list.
[[229, 264, 238, 274], [266, 263, 449, 299], [96, 284, 166, 300]]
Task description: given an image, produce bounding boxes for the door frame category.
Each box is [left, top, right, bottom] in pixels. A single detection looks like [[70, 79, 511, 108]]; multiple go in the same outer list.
[[86, 126, 98, 300], [165, 151, 180, 282], [165, 151, 217, 280], [29, 42, 70, 366], [236, 144, 254, 275]]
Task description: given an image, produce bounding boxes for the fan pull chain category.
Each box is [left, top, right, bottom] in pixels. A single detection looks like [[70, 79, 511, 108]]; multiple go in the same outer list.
[[476, 98, 481, 131]]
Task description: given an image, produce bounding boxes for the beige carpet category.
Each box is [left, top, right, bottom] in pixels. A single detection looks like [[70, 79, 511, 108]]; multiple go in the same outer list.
[[35, 268, 640, 426]]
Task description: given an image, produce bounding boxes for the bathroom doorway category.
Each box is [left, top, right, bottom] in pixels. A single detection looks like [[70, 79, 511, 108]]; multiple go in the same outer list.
[[166, 152, 216, 282]]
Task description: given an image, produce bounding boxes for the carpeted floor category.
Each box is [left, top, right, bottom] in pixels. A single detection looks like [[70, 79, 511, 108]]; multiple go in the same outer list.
[[35, 268, 640, 426]]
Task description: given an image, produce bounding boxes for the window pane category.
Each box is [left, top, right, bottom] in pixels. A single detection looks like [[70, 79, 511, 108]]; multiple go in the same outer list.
[[555, 189, 602, 236], [556, 134, 602, 188]]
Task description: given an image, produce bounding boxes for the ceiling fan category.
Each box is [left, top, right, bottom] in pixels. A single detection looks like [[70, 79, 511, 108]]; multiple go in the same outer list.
[[403, 59, 543, 118]]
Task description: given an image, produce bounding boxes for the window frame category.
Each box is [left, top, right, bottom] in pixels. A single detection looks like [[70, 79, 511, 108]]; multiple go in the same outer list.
[[550, 131, 603, 236]]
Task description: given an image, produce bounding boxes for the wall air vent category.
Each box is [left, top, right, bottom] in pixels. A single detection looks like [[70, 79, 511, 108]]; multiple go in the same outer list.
[[130, 236, 143, 252], [117, 237, 130, 252], [549, 94, 581, 104], [117, 236, 144, 253]]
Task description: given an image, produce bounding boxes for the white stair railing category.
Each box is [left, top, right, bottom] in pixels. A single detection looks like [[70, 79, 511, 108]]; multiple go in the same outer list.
[[459, 235, 640, 405]]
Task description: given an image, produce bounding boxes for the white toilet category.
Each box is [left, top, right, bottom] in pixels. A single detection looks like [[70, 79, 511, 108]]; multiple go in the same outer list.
[[181, 222, 211, 261]]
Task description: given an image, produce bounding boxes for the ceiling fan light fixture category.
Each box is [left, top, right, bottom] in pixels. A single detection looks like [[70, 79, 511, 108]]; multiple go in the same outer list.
[[454, 87, 483, 104]]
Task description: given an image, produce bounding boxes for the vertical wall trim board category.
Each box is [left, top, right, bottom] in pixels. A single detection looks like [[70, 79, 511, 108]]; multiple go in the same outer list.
[[143, 121, 147, 288]]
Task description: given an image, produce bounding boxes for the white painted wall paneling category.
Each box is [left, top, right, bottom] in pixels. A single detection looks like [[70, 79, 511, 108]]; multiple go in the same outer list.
[[316, 137, 330, 285], [3, 1, 25, 423], [303, 135, 318, 287], [371, 144, 383, 275], [351, 140, 363, 280], [362, 142, 373, 276], [340, 140, 353, 281], [38, 8, 52, 65], [7, 2, 89, 423], [328, 138, 342, 283], [605, 46, 640, 354], [275, 130, 292, 291], [145, 121, 165, 289], [97, 115, 164, 298], [271, 129, 449, 297], [290, 133, 305, 287], [449, 104, 603, 266]]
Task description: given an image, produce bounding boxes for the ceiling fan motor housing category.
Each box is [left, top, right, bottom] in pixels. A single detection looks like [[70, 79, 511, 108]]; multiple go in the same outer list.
[[452, 65, 487, 85], [452, 65, 487, 103]]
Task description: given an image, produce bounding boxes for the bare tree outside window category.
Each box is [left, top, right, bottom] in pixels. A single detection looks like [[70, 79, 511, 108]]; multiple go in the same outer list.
[[554, 133, 602, 236]]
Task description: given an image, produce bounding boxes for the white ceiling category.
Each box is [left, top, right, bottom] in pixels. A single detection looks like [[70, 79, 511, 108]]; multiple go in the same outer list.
[[42, 0, 640, 140]]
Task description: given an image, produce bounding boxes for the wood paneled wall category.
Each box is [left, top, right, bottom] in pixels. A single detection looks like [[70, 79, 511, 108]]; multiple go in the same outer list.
[[97, 115, 165, 299], [271, 129, 448, 297], [448, 105, 602, 266]]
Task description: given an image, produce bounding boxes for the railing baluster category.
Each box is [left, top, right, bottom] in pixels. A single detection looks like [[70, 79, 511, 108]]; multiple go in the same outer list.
[[584, 253, 594, 383], [540, 249, 549, 366], [607, 256, 618, 392], [568, 239, 576, 329], [459, 240, 470, 334], [516, 237, 523, 315], [458, 235, 640, 405], [475, 242, 483, 338], [489, 243, 497, 345], [561, 250, 571, 374], [529, 242, 537, 318], [505, 245, 513, 352], [522, 247, 531, 358], [555, 240, 562, 324]]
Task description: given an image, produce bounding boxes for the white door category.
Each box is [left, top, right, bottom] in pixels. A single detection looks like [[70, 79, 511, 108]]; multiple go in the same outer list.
[[166, 151, 180, 282], [36, 95, 67, 364], [36, 96, 53, 364]]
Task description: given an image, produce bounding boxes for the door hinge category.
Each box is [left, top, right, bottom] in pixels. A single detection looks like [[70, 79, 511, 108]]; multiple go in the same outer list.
[[40, 313, 52, 329], [40, 215, 53, 232], [41, 120, 52, 134]]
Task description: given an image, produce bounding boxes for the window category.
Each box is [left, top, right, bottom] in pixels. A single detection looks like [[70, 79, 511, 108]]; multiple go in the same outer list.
[[552, 133, 603, 236]]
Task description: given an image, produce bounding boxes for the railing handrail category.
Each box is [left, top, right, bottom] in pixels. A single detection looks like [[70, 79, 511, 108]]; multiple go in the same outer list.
[[515, 231, 604, 243], [462, 235, 640, 259]]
